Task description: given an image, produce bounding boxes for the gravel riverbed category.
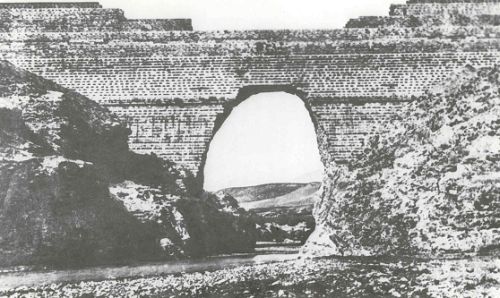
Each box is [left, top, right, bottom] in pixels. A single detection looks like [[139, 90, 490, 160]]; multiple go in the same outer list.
[[2, 256, 499, 297]]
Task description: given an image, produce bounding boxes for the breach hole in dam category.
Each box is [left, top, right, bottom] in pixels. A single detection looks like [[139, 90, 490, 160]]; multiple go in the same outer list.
[[203, 91, 324, 192], [202, 91, 324, 245]]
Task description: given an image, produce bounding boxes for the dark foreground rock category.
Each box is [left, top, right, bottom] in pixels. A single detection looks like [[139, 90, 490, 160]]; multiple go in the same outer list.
[[305, 66, 500, 257], [0, 61, 255, 267], [2, 256, 499, 297]]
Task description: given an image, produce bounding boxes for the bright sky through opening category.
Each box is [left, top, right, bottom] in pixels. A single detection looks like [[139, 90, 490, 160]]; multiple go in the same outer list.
[[203, 92, 324, 191]]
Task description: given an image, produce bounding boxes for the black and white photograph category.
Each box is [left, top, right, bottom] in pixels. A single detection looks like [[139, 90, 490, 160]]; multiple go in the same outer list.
[[0, 0, 499, 296]]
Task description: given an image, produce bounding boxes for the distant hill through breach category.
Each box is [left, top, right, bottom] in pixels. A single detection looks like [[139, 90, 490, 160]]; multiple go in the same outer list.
[[217, 182, 321, 211], [217, 182, 321, 244]]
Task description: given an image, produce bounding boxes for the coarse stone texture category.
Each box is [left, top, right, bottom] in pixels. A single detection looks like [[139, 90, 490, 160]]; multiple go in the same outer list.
[[1, 0, 500, 258], [0, 61, 256, 267], [2, 256, 499, 297], [1, 1, 500, 176], [303, 66, 500, 257]]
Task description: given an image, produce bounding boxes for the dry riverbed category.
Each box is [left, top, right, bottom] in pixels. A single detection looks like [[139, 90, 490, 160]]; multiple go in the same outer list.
[[1, 256, 499, 297]]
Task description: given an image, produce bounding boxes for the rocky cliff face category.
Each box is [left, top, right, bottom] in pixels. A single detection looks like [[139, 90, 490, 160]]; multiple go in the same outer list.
[[304, 66, 500, 257], [0, 61, 255, 267], [109, 183, 256, 257]]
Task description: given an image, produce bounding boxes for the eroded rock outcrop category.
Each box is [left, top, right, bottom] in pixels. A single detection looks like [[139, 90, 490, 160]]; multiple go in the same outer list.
[[110, 183, 256, 257], [304, 66, 500, 257], [0, 61, 255, 267]]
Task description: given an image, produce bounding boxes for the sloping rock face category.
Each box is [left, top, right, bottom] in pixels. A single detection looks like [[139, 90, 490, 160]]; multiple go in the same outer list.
[[0, 61, 255, 267], [109, 182, 256, 257], [304, 66, 500, 257]]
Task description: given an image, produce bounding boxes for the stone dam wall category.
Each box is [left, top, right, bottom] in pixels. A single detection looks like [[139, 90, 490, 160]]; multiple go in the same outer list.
[[0, 0, 499, 178]]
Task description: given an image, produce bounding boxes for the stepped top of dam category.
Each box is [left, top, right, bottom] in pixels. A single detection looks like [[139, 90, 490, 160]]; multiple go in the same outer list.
[[0, 2, 102, 9], [0, 0, 498, 173], [0, 0, 499, 34]]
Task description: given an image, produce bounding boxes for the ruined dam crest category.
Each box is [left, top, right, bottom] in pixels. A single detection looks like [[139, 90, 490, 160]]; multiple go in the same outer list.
[[1, 0, 500, 178]]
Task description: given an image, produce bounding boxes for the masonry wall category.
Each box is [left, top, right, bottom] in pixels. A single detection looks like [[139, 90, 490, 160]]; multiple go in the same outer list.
[[5, 50, 498, 173], [109, 104, 224, 171], [0, 1, 499, 176], [0, 2, 102, 9], [407, 2, 500, 16], [0, 8, 126, 32], [0, 3, 191, 32]]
